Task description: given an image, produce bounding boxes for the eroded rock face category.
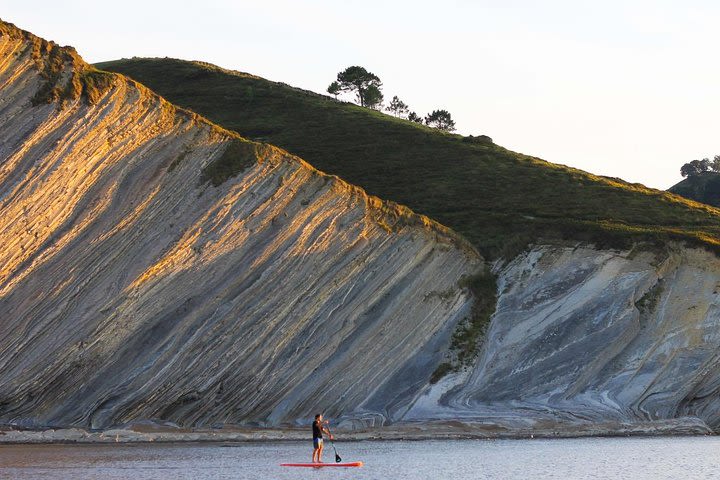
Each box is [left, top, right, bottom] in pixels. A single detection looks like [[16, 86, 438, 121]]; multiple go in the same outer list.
[[0, 23, 480, 429], [407, 245, 720, 431], [5, 21, 720, 436]]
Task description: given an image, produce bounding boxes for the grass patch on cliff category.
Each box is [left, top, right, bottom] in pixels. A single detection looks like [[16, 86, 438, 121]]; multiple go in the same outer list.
[[429, 362, 454, 384], [430, 267, 498, 383], [80, 69, 115, 104], [635, 279, 664, 314], [96, 58, 720, 259], [200, 139, 258, 186], [0, 20, 114, 107], [453, 268, 498, 364], [29, 40, 82, 106]]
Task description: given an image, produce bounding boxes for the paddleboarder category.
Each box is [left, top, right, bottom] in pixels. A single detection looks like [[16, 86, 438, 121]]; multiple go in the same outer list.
[[312, 413, 333, 463]]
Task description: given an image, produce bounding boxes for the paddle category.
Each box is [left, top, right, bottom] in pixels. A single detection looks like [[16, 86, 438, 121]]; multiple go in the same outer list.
[[326, 428, 342, 463]]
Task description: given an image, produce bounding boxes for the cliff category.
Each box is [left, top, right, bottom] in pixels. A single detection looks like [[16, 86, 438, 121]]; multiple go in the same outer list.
[[4, 20, 720, 438], [0, 21, 479, 429], [406, 245, 720, 433]]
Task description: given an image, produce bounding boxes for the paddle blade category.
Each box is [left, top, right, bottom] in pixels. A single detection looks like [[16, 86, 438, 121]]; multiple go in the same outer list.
[[335, 453, 342, 463]]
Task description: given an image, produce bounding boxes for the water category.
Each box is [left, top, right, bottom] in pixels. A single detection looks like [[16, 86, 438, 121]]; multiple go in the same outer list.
[[0, 437, 718, 479]]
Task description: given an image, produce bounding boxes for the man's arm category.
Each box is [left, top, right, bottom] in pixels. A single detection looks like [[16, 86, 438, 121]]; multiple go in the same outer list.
[[322, 424, 333, 439]]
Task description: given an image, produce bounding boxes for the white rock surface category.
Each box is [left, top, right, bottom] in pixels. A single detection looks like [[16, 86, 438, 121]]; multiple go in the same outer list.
[[406, 245, 720, 432]]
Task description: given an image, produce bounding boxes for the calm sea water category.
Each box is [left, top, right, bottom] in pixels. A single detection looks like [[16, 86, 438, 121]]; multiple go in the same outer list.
[[1, 437, 718, 479]]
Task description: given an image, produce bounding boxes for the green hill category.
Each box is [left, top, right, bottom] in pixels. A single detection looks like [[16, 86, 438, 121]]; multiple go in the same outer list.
[[97, 58, 720, 259], [669, 172, 720, 208]]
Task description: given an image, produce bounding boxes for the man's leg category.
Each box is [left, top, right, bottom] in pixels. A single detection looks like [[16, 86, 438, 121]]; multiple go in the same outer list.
[[312, 446, 319, 463], [318, 441, 324, 463]]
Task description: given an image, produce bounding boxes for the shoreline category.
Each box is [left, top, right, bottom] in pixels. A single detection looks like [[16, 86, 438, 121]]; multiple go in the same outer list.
[[0, 418, 713, 445]]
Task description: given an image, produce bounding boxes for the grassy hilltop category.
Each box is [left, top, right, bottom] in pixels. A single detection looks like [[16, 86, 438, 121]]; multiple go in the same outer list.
[[98, 58, 720, 259]]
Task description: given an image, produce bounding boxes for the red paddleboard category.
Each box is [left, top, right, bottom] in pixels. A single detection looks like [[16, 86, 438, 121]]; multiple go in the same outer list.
[[280, 462, 363, 468]]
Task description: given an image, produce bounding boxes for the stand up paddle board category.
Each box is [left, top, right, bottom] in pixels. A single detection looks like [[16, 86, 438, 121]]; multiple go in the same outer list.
[[280, 461, 363, 468]]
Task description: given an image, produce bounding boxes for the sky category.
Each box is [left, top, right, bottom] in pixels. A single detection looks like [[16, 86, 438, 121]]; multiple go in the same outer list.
[[4, 0, 720, 189]]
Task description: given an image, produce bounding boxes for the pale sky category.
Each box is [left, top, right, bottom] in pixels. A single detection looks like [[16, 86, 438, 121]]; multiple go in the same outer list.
[[4, 0, 720, 189]]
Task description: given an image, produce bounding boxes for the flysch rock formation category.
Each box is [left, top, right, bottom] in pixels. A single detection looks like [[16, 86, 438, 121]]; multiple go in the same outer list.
[[2, 20, 720, 440], [0, 21, 481, 430], [406, 245, 720, 433]]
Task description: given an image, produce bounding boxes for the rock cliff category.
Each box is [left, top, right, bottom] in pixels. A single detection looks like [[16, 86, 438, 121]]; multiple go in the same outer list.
[[406, 245, 720, 432], [4, 21, 720, 437], [0, 22, 479, 429]]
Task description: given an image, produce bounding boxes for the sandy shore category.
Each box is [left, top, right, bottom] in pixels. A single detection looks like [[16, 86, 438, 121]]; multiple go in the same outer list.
[[0, 418, 712, 444]]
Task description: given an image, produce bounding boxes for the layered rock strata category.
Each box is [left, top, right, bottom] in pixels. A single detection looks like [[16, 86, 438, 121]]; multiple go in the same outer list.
[[408, 245, 720, 432], [5, 21, 720, 437], [0, 22, 479, 429]]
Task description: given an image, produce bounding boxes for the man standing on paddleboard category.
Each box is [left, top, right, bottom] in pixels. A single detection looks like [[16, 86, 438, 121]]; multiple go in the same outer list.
[[312, 413, 333, 463]]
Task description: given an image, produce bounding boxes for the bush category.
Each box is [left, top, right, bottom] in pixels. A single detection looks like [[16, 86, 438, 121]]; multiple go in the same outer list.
[[200, 139, 258, 186], [429, 362, 454, 384], [462, 135, 493, 145]]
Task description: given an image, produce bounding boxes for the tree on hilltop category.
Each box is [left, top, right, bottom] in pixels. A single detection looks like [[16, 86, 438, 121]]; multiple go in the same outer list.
[[330, 66, 383, 107], [712, 155, 720, 173], [327, 81, 340, 99], [363, 84, 384, 110], [702, 157, 712, 171], [680, 158, 711, 177], [386, 96, 409, 118], [425, 109, 456, 132], [407, 112, 424, 124]]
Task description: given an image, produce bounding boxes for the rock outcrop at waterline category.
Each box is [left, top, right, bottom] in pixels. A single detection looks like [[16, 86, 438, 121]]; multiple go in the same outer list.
[[0, 21, 480, 429]]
